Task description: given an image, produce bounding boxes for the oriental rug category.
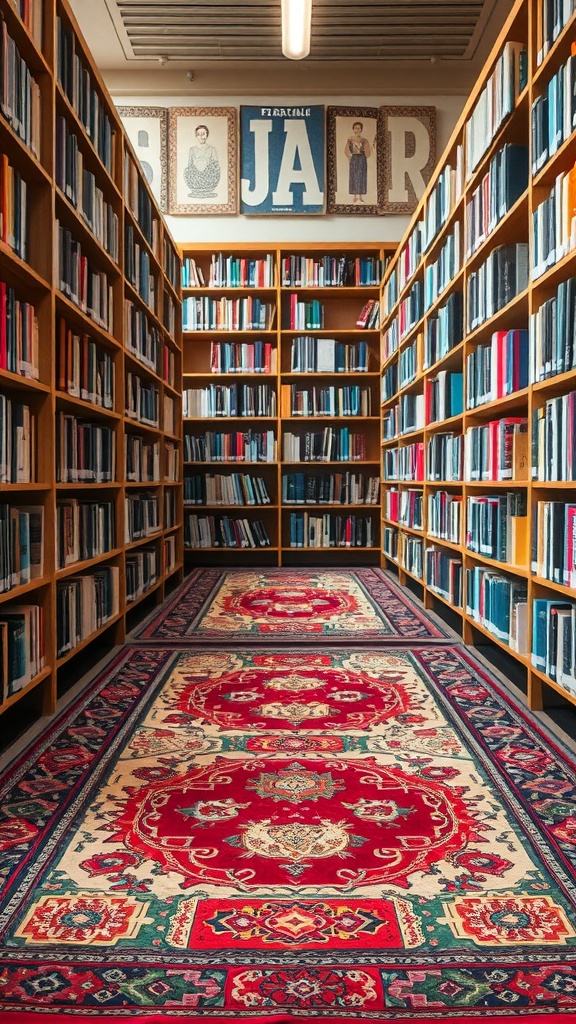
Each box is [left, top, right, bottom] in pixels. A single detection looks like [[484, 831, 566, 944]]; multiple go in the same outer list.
[[131, 567, 450, 644], [1, 644, 576, 1022]]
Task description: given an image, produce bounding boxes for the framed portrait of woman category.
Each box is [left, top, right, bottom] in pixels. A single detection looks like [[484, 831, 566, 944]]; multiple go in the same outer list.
[[327, 106, 384, 215], [167, 107, 237, 215]]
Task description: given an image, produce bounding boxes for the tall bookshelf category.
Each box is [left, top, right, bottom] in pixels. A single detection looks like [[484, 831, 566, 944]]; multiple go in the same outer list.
[[0, 0, 183, 724], [180, 242, 395, 565], [380, 0, 576, 713]]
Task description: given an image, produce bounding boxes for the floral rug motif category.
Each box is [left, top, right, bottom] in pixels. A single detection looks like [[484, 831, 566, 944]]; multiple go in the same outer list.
[[132, 568, 450, 644], [2, 645, 576, 1022]]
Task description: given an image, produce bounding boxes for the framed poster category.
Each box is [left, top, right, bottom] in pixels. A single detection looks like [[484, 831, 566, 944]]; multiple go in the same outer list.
[[380, 106, 436, 214], [168, 107, 237, 215], [116, 106, 168, 212], [327, 106, 383, 215], [240, 105, 325, 215]]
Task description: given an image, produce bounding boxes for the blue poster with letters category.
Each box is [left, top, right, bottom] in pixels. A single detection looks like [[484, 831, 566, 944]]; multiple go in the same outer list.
[[240, 105, 325, 215]]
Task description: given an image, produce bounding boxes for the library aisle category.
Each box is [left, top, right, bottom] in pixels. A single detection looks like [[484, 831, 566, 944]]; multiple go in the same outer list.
[[1, 566, 576, 1024]]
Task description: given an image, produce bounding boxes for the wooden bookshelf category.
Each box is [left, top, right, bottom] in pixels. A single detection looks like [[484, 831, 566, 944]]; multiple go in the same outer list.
[[0, 0, 183, 722], [180, 242, 396, 565], [380, 0, 576, 713]]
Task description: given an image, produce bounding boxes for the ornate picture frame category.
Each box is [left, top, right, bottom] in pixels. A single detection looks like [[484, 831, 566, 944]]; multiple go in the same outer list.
[[168, 106, 237, 215], [327, 106, 384, 215], [380, 106, 436, 214], [116, 106, 168, 212]]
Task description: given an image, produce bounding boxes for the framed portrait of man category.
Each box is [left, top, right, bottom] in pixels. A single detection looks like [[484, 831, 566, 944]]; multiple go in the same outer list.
[[167, 107, 237, 215], [116, 106, 168, 212], [327, 107, 384, 215]]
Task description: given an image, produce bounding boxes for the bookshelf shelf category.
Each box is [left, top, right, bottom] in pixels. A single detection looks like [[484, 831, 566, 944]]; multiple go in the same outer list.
[[381, 0, 576, 717], [0, 0, 183, 722], [180, 242, 395, 565]]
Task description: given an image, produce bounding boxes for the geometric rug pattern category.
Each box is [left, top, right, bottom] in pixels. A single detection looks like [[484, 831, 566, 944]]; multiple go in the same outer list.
[[2, 639, 576, 1021], [131, 567, 452, 644]]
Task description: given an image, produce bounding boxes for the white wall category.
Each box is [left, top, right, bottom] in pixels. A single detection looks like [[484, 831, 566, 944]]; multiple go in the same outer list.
[[114, 93, 465, 247]]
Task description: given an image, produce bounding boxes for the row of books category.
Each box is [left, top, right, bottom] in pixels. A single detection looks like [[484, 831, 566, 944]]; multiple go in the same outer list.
[[532, 598, 576, 695], [383, 440, 424, 482], [424, 224, 461, 312], [164, 441, 179, 483], [383, 525, 399, 561], [397, 223, 423, 294], [425, 545, 463, 606], [466, 567, 528, 653], [163, 536, 176, 577], [399, 280, 424, 340], [422, 148, 465, 252], [381, 363, 398, 402], [0, 282, 38, 379], [532, 390, 576, 481], [532, 49, 576, 174], [210, 340, 276, 374], [126, 547, 158, 604], [57, 499, 114, 568], [0, 602, 43, 699], [57, 222, 114, 331], [164, 489, 178, 529], [531, 165, 576, 279], [124, 300, 161, 374], [0, 395, 34, 483], [282, 254, 382, 288], [537, 0, 576, 65], [399, 342, 417, 390], [465, 144, 528, 258], [288, 512, 375, 549], [56, 16, 115, 175], [125, 436, 160, 482], [184, 473, 271, 507], [283, 428, 368, 463], [57, 566, 119, 657], [185, 514, 271, 549], [287, 295, 324, 330], [183, 296, 275, 332], [530, 275, 576, 383], [383, 435, 463, 483], [56, 117, 119, 259], [125, 229, 156, 312], [183, 429, 277, 464], [125, 493, 160, 542], [0, 13, 41, 159], [183, 384, 277, 419], [385, 488, 423, 531], [282, 472, 379, 506], [11, 0, 43, 44], [428, 490, 462, 544], [125, 373, 159, 427], [56, 413, 114, 483], [466, 492, 527, 563], [290, 337, 370, 373], [464, 417, 528, 481], [381, 319, 398, 363], [164, 239, 179, 293], [123, 156, 157, 252], [283, 384, 372, 418], [424, 291, 463, 369], [465, 40, 527, 177], [535, 500, 576, 587], [425, 371, 464, 422], [182, 254, 275, 289], [0, 157, 27, 261], [467, 242, 529, 332], [57, 320, 114, 409], [356, 298, 380, 329], [466, 329, 529, 408], [0, 503, 42, 592], [163, 293, 176, 336], [382, 394, 424, 439]]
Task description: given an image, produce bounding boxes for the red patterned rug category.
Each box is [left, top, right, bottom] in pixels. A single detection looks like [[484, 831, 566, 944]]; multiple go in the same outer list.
[[2, 645, 576, 1022], [132, 568, 450, 644]]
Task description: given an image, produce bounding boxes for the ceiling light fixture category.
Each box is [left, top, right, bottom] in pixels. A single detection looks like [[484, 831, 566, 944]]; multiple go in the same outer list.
[[281, 0, 311, 60]]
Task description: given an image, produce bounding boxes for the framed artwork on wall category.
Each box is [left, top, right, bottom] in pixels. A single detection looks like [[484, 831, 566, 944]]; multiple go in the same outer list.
[[168, 106, 237, 215], [240, 105, 325, 215], [327, 106, 383, 215], [116, 106, 168, 212], [380, 105, 436, 214]]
